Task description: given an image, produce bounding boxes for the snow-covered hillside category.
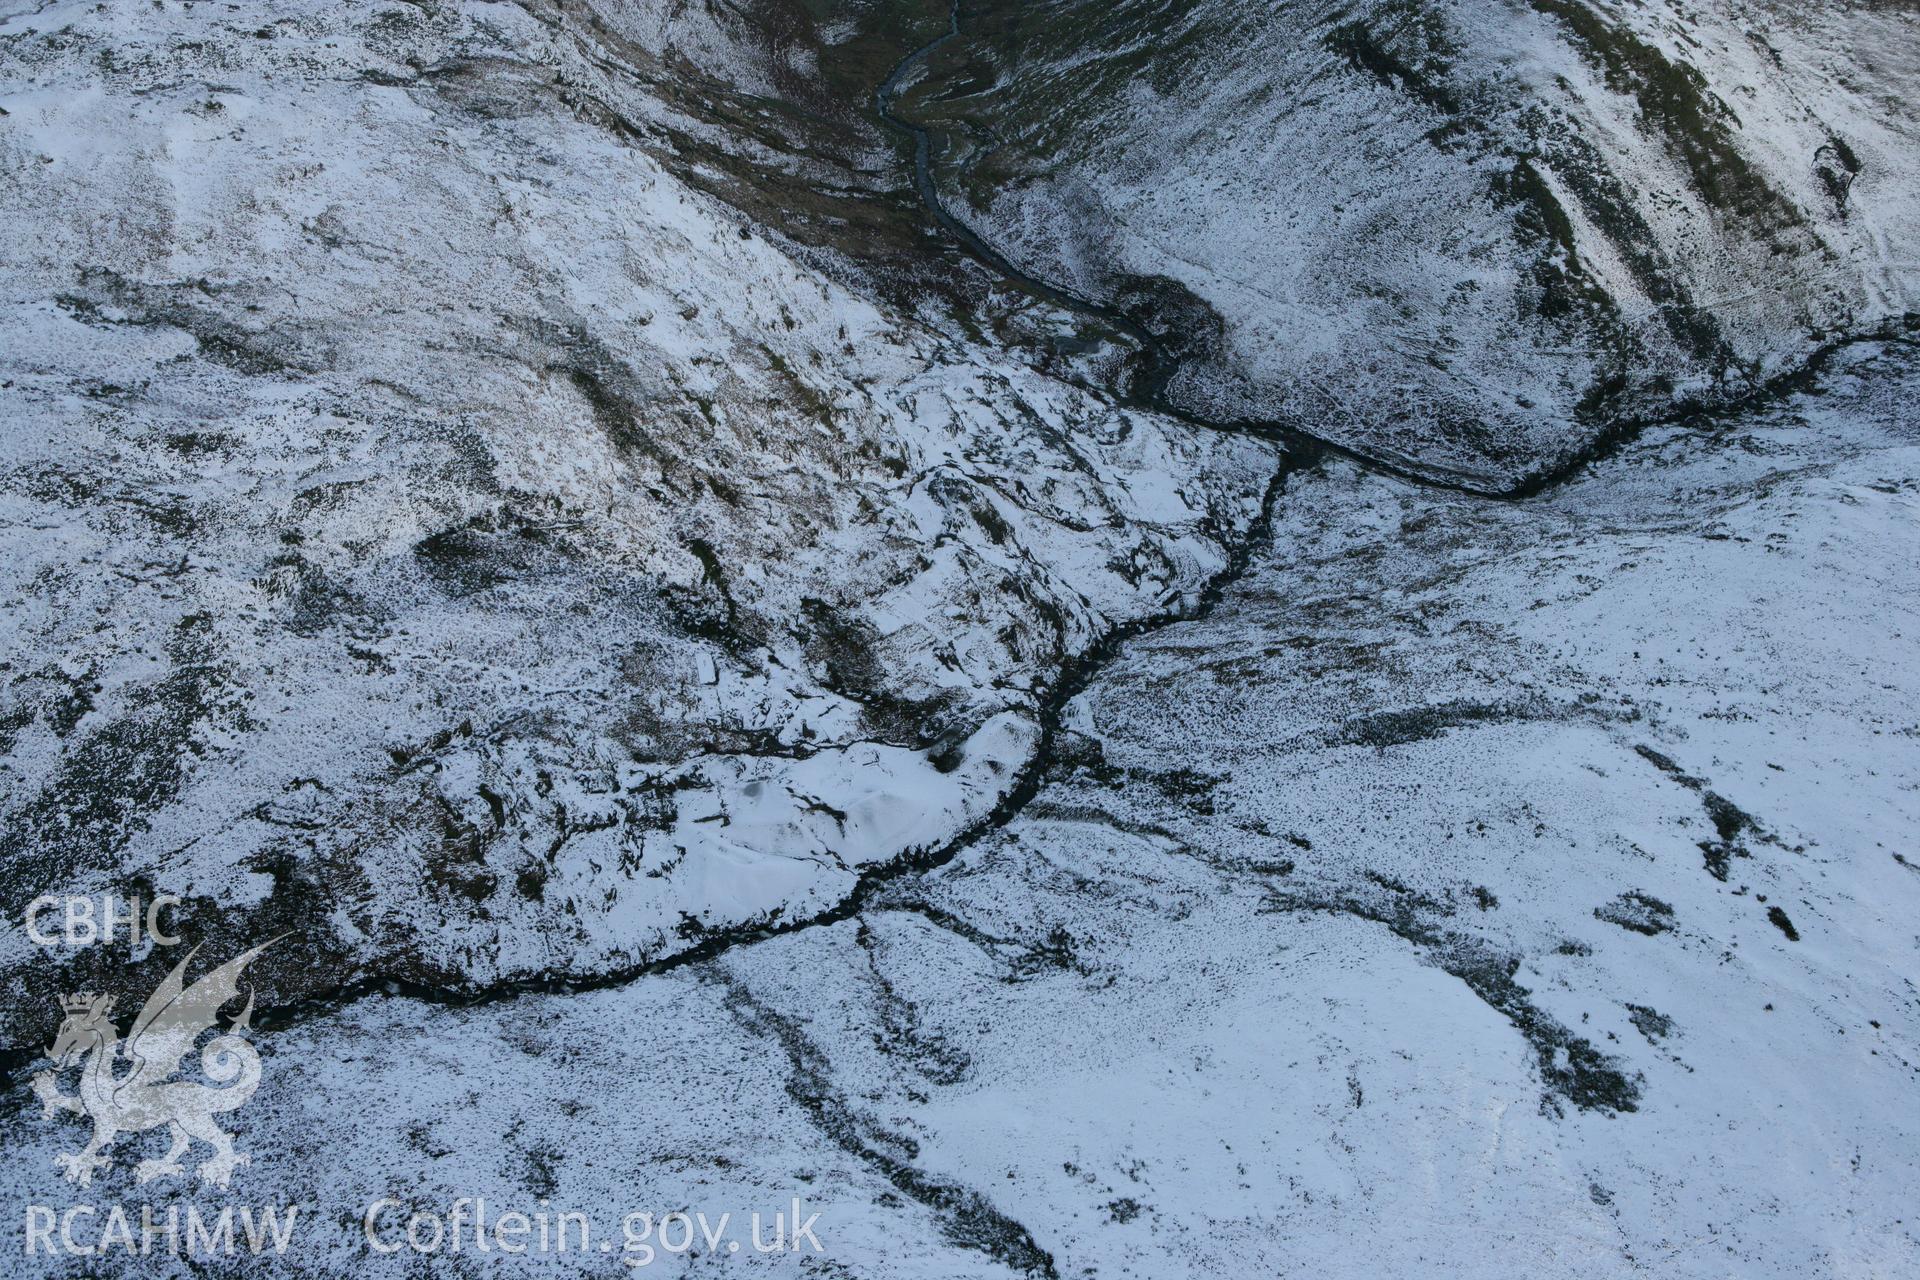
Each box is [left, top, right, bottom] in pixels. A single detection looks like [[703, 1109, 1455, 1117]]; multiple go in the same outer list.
[[0, 0, 1274, 1047], [894, 0, 1920, 485]]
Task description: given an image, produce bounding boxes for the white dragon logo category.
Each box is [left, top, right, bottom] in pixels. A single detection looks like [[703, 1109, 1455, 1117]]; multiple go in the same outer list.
[[31, 942, 274, 1189]]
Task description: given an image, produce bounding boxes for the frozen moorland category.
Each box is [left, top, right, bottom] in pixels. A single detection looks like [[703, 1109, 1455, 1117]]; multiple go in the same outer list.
[[0, 1, 1915, 1277]]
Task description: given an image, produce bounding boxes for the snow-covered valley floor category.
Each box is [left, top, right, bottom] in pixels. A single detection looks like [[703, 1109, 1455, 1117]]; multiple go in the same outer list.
[[6, 332, 1914, 1276]]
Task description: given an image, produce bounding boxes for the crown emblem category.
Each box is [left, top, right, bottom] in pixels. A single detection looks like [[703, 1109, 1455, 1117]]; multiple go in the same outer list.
[[60, 992, 101, 1015]]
